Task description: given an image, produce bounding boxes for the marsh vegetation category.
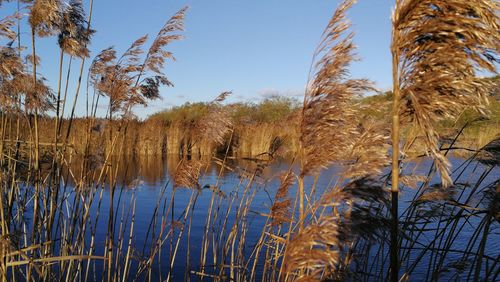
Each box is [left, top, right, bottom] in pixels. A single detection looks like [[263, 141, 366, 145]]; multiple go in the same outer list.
[[0, 0, 499, 281]]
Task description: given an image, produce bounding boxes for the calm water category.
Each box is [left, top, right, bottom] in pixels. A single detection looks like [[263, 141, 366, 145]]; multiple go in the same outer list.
[[56, 154, 499, 281]]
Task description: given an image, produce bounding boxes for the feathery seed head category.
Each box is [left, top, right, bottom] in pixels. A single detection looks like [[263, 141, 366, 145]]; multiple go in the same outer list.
[[392, 0, 499, 186]]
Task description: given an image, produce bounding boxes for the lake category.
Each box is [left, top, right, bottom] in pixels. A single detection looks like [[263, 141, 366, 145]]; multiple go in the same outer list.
[[31, 153, 500, 281]]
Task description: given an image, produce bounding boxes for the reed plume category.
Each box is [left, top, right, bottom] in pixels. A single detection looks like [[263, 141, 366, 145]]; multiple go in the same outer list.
[[133, 6, 187, 109], [0, 48, 23, 111], [482, 179, 499, 222], [284, 175, 390, 280], [0, 14, 17, 41], [193, 91, 233, 146], [342, 119, 390, 179], [0, 14, 22, 112], [298, 0, 391, 183], [17, 74, 54, 112], [90, 38, 145, 115], [338, 178, 390, 242], [392, 0, 499, 186], [477, 137, 500, 166], [299, 0, 372, 177], [29, 0, 63, 37], [270, 171, 295, 226], [143, 6, 187, 76], [0, 52, 54, 113], [173, 159, 203, 189], [285, 1, 393, 278], [91, 7, 187, 116], [297, 0, 383, 230], [57, 0, 94, 58], [173, 91, 232, 188], [284, 215, 340, 281], [389, 2, 499, 280]]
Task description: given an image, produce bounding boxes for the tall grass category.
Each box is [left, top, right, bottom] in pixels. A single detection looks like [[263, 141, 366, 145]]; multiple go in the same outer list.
[[0, 0, 498, 281], [3, 91, 496, 159], [391, 0, 499, 280]]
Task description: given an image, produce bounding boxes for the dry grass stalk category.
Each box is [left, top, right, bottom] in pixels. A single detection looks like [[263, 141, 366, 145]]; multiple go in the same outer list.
[[143, 6, 187, 75], [0, 14, 17, 40], [57, 0, 94, 58], [341, 119, 390, 179], [270, 171, 295, 226], [0, 46, 24, 113], [284, 0, 392, 278], [300, 0, 373, 177], [193, 91, 233, 146], [392, 0, 500, 186], [29, 0, 63, 37], [284, 215, 340, 281], [173, 91, 232, 189], [173, 159, 203, 189], [297, 0, 387, 233], [0, 67, 54, 112], [90, 7, 186, 116]]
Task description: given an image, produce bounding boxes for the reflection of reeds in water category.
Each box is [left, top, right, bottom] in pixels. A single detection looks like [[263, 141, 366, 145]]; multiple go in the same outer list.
[[60, 154, 169, 186]]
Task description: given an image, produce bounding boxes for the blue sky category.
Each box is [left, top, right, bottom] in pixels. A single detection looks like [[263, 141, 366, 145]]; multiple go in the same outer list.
[[1, 0, 394, 119]]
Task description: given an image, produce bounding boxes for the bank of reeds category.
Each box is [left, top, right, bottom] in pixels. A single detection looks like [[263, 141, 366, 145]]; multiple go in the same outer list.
[[1, 91, 497, 160]]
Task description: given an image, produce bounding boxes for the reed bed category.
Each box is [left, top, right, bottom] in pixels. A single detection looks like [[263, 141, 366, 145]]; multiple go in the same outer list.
[[0, 0, 498, 281]]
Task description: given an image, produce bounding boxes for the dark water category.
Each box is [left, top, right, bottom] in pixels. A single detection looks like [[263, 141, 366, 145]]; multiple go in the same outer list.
[[56, 154, 499, 281]]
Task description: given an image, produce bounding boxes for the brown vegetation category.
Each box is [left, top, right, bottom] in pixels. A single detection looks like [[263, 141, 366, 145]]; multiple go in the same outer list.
[[0, 0, 498, 281]]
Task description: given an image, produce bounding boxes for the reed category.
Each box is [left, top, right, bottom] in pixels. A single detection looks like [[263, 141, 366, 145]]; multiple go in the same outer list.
[[0, 2, 189, 280], [391, 0, 499, 280], [0, 0, 498, 281]]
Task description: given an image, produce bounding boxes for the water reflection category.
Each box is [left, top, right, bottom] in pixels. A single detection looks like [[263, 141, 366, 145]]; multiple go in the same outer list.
[[56, 154, 499, 280], [62, 154, 292, 188]]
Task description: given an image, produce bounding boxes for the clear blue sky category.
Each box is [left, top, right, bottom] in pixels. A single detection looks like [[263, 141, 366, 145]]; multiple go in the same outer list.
[[1, 0, 394, 119]]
